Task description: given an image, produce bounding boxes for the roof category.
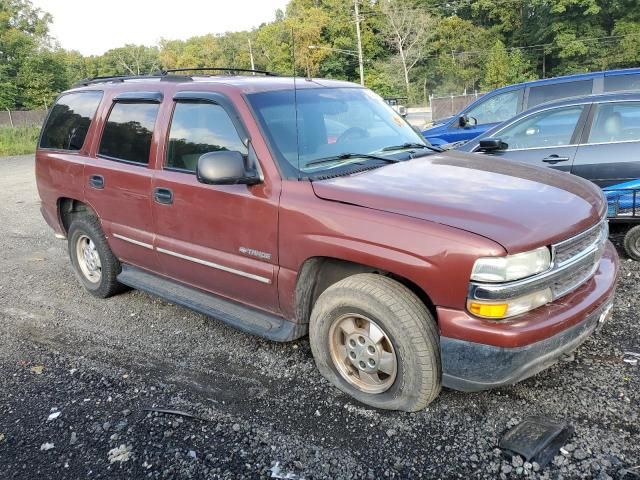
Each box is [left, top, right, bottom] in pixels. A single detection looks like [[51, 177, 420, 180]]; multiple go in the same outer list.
[[526, 91, 640, 111], [68, 73, 360, 95], [486, 67, 640, 94]]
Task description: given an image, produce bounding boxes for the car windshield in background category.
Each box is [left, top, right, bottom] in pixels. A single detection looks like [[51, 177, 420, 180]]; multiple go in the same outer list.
[[248, 87, 429, 175]]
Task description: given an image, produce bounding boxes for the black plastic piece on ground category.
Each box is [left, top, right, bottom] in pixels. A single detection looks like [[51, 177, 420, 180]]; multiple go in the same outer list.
[[499, 416, 574, 468]]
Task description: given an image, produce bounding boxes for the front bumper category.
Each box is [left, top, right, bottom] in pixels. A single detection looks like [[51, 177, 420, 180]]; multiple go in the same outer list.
[[439, 241, 618, 392]]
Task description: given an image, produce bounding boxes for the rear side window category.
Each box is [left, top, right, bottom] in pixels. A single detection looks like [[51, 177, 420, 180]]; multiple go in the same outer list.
[[604, 74, 640, 92], [527, 80, 593, 108], [166, 102, 247, 172], [99, 102, 160, 164], [39, 91, 103, 150], [588, 102, 640, 143]]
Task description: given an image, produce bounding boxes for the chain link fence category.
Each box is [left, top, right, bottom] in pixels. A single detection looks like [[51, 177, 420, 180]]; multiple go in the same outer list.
[[429, 93, 485, 122], [0, 110, 47, 128]]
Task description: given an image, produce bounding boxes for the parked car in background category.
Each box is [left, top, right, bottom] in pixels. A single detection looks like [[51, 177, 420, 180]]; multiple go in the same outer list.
[[423, 67, 640, 146], [457, 92, 640, 258], [36, 70, 617, 412]]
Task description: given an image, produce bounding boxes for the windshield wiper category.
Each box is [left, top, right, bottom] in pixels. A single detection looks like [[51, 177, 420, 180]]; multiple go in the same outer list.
[[305, 153, 400, 168], [380, 142, 443, 153]]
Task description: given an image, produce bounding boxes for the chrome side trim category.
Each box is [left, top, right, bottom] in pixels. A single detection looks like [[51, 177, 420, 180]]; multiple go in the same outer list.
[[156, 247, 272, 284], [112, 233, 154, 250], [54, 233, 66, 240]]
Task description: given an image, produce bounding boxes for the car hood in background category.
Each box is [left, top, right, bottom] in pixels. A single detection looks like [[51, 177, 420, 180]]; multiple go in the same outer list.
[[311, 151, 605, 253]]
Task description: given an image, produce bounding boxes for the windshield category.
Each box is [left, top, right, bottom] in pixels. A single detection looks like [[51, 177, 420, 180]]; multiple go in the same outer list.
[[247, 87, 430, 176]]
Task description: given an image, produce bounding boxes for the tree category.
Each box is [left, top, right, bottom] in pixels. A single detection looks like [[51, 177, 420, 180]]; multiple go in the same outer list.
[[380, 0, 433, 95], [16, 50, 67, 109], [481, 39, 536, 90]]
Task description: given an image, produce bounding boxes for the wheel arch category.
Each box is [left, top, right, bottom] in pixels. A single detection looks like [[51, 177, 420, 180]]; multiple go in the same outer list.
[[57, 197, 98, 234], [294, 256, 437, 326]]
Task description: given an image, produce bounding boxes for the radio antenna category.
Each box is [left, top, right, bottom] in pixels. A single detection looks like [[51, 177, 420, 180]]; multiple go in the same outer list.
[[291, 27, 301, 179]]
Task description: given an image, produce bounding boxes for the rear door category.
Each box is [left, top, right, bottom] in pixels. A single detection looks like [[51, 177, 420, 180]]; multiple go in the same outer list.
[[84, 92, 162, 272], [572, 101, 640, 187], [477, 104, 589, 171], [151, 91, 281, 312]]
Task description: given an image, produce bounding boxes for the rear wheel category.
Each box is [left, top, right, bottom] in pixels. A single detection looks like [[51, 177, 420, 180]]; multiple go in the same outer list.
[[309, 274, 441, 412], [623, 225, 640, 261], [68, 216, 126, 298]]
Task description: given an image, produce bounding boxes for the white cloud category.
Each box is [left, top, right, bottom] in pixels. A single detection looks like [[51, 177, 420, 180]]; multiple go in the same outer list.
[[32, 0, 289, 56]]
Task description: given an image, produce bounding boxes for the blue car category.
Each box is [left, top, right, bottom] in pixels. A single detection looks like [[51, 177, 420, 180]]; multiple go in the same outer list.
[[423, 67, 640, 146]]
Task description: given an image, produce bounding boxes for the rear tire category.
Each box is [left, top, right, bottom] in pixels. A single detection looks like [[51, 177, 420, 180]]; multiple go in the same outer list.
[[68, 215, 127, 298], [309, 273, 441, 412], [623, 225, 640, 261]]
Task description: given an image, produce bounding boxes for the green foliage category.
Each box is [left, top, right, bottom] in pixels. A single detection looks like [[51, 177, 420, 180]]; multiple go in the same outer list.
[[0, 125, 40, 155], [1, 0, 640, 110], [481, 40, 536, 90]]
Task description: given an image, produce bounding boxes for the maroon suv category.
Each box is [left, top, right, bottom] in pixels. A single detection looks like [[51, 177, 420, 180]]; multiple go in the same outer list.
[[35, 70, 618, 411]]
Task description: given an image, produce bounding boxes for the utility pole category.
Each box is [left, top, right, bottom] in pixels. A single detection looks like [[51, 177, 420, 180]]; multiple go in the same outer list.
[[248, 38, 256, 74], [354, 0, 365, 86]]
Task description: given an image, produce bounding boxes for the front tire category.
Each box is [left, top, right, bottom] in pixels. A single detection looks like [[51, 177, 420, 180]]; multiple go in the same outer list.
[[623, 225, 640, 261], [309, 274, 441, 412], [68, 216, 126, 298]]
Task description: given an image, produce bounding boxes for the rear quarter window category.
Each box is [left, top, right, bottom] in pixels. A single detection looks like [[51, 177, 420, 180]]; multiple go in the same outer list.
[[39, 91, 103, 150], [604, 74, 640, 92], [527, 80, 593, 108]]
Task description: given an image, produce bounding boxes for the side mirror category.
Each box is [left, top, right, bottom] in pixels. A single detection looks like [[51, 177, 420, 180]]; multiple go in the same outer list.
[[458, 115, 468, 128], [197, 151, 260, 185], [478, 138, 508, 152]]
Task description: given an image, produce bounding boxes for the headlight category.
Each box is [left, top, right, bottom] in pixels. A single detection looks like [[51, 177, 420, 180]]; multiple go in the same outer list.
[[470, 246, 551, 283]]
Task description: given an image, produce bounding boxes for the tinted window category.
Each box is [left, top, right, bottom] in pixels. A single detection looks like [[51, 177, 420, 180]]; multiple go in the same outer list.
[[166, 102, 247, 172], [527, 80, 593, 108], [98, 102, 159, 164], [248, 88, 426, 174], [588, 102, 640, 143], [495, 106, 584, 150], [604, 74, 640, 92], [465, 90, 520, 125], [39, 91, 103, 150]]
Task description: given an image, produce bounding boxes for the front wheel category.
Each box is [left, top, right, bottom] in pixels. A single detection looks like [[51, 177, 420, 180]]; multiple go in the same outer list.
[[309, 274, 441, 412]]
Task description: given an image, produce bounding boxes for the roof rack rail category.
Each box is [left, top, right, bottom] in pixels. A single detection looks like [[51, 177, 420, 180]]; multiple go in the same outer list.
[[161, 67, 279, 76], [71, 67, 278, 89]]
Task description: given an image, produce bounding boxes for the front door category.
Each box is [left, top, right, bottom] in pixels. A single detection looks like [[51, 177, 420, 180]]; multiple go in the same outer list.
[[151, 96, 281, 312], [480, 104, 588, 172], [85, 95, 162, 272]]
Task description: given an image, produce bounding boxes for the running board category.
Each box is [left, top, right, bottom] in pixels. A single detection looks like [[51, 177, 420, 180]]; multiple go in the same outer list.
[[117, 265, 307, 342]]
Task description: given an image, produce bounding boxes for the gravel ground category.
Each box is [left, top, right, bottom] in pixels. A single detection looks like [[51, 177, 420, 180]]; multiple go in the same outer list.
[[0, 155, 638, 480]]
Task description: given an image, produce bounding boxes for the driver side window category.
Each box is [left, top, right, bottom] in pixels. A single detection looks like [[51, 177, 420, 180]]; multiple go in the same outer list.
[[495, 106, 584, 150], [166, 102, 247, 172], [463, 90, 520, 126]]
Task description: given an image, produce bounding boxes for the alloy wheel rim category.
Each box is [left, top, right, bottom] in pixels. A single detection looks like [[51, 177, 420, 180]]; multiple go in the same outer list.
[[328, 313, 397, 394], [76, 234, 102, 283]]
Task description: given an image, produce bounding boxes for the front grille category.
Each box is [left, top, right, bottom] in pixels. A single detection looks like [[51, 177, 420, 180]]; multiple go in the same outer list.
[[549, 218, 608, 299], [552, 220, 608, 267]]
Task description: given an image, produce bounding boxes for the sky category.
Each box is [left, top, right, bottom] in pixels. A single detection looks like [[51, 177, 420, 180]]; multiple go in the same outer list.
[[30, 0, 290, 56]]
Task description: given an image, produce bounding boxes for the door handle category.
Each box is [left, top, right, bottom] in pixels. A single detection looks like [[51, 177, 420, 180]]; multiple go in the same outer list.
[[89, 174, 104, 189], [154, 187, 173, 205], [542, 154, 570, 164]]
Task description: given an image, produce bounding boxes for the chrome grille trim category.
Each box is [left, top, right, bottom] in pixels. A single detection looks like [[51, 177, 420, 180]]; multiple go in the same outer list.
[[470, 216, 608, 302]]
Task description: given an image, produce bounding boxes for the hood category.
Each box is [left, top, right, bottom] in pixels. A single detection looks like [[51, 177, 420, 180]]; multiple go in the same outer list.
[[311, 151, 605, 253]]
